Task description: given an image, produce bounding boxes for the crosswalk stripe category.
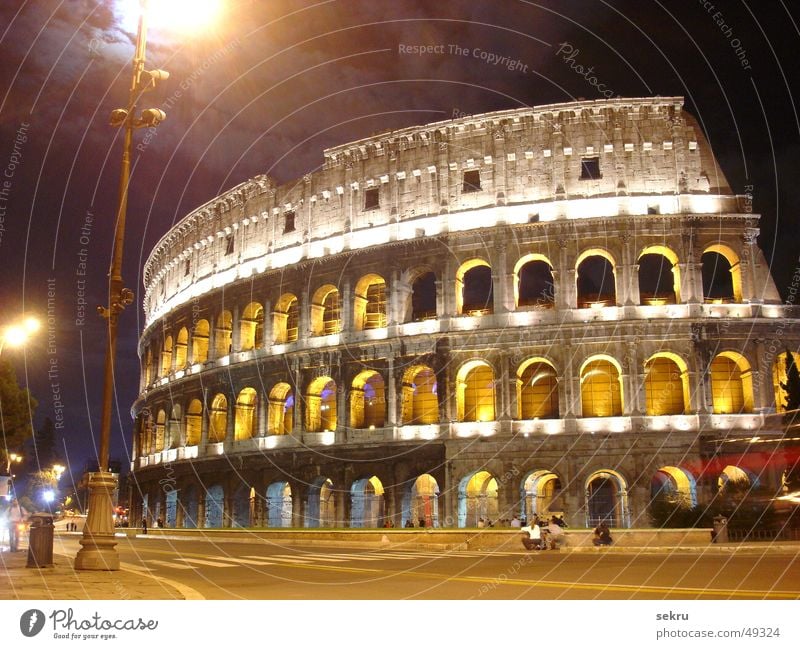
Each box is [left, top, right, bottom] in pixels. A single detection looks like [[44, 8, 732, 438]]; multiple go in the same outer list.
[[147, 559, 195, 570], [241, 555, 314, 564], [270, 554, 348, 563], [220, 557, 276, 566], [178, 557, 236, 568]]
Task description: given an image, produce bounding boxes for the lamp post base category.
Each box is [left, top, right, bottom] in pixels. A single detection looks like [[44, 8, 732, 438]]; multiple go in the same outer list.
[[74, 471, 120, 571]]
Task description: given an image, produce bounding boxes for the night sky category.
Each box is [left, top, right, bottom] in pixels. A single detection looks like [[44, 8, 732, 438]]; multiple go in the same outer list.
[[1, 0, 798, 487]]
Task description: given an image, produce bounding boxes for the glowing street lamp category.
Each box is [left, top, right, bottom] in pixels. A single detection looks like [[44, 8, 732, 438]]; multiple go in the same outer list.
[[0, 316, 40, 356]]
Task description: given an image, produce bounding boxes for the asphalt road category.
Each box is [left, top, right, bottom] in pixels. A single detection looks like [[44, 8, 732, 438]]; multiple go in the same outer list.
[[55, 537, 800, 600]]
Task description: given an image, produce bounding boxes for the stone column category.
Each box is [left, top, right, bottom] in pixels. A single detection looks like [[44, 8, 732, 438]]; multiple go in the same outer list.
[[257, 391, 267, 437], [493, 241, 513, 314], [387, 358, 397, 427], [291, 482, 306, 528], [200, 388, 210, 446], [498, 353, 511, 420], [261, 298, 272, 349], [226, 392, 235, 442], [293, 360, 303, 436], [230, 304, 241, 353], [340, 277, 353, 334], [753, 339, 776, 413]]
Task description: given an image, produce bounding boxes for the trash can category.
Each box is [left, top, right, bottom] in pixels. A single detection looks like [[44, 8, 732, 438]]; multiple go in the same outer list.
[[712, 515, 728, 544], [26, 512, 54, 568]]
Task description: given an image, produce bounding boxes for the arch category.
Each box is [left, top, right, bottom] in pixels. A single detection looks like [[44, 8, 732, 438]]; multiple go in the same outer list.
[[772, 351, 799, 413], [644, 352, 689, 415], [717, 465, 757, 492], [208, 393, 228, 443], [456, 259, 493, 315], [268, 383, 294, 435], [580, 355, 623, 417], [167, 404, 182, 449], [240, 302, 264, 351], [215, 310, 233, 357], [266, 481, 292, 527], [160, 335, 173, 376], [702, 244, 742, 303], [203, 485, 225, 528], [234, 387, 258, 440], [651, 466, 698, 508], [230, 485, 253, 528], [576, 248, 617, 308], [520, 470, 562, 522], [155, 409, 166, 452], [306, 377, 337, 432], [354, 274, 387, 330], [311, 284, 341, 336], [192, 319, 210, 363], [456, 360, 495, 422], [401, 474, 440, 528], [350, 370, 386, 429], [458, 470, 499, 527], [306, 477, 336, 528], [400, 365, 438, 425], [516, 358, 559, 419], [144, 347, 155, 385], [585, 470, 628, 528], [273, 293, 299, 343], [350, 476, 385, 528], [174, 327, 189, 368], [710, 352, 753, 414], [410, 271, 437, 321], [165, 489, 178, 527], [185, 399, 202, 445], [638, 246, 681, 305], [514, 254, 555, 308], [179, 485, 198, 528]]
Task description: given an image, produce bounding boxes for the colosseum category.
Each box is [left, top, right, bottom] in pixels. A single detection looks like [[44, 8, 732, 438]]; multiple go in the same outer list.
[[130, 96, 800, 531]]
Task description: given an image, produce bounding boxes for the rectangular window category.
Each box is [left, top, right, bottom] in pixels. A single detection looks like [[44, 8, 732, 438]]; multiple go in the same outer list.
[[284, 211, 296, 234], [224, 234, 234, 255], [364, 187, 380, 210], [580, 157, 601, 180], [462, 169, 481, 193]]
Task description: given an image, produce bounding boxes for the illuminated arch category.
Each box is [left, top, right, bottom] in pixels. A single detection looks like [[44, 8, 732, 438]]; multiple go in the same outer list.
[[638, 245, 681, 305], [520, 470, 562, 522], [209, 393, 227, 443], [266, 481, 292, 527], [576, 248, 617, 308], [514, 253, 555, 308], [717, 465, 758, 492], [214, 311, 233, 357], [240, 302, 264, 351], [585, 469, 629, 528], [192, 319, 210, 363], [457, 470, 499, 527], [350, 370, 385, 429], [354, 274, 387, 330], [155, 409, 166, 452], [185, 399, 202, 446], [204, 485, 224, 528], [516, 358, 559, 419], [456, 360, 495, 422], [651, 466, 697, 508], [268, 383, 294, 435], [273, 293, 299, 343], [174, 327, 188, 368], [351, 476, 385, 528], [410, 271, 437, 322], [710, 352, 753, 414], [702, 244, 742, 303], [580, 355, 624, 417], [166, 404, 182, 449], [234, 387, 257, 440], [400, 364, 438, 425], [144, 347, 155, 385], [160, 335, 173, 376], [644, 352, 689, 415], [306, 377, 337, 432], [772, 351, 799, 413], [401, 474, 440, 528], [306, 477, 336, 528], [310, 284, 340, 336], [179, 485, 198, 528], [456, 259, 493, 315], [229, 485, 254, 528]]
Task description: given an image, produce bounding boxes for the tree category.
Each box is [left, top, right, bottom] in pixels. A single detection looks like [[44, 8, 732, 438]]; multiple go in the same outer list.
[[0, 359, 37, 469], [781, 350, 800, 411]]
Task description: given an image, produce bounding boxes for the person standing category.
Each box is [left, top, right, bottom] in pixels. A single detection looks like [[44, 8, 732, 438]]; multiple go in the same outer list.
[[141, 517, 148, 535], [8, 498, 28, 552]]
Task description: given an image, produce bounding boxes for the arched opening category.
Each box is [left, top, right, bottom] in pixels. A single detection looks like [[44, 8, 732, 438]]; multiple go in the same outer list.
[[155, 409, 166, 452], [350, 371, 386, 429], [306, 477, 336, 528], [273, 293, 299, 343], [204, 485, 225, 528], [400, 365, 438, 425], [234, 387, 257, 440], [644, 353, 689, 415], [215, 311, 233, 357], [515, 255, 555, 308], [651, 466, 698, 508], [350, 476, 385, 528], [457, 360, 495, 422], [165, 489, 178, 527], [268, 383, 294, 435], [230, 485, 252, 528], [586, 470, 628, 528], [311, 285, 341, 336], [160, 335, 173, 376], [209, 394, 228, 443], [175, 327, 189, 368], [710, 352, 754, 414], [638, 247, 680, 305], [717, 465, 756, 493], [185, 399, 202, 445], [306, 377, 337, 432], [517, 358, 559, 419], [167, 404, 181, 449], [354, 274, 387, 330], [576, 250, 616, 308], [240, 302, 264, 351], [401, 474, 440, 528], [772, 351, 800, 413], [266, 482, 292, 527], [580, 356, 623, 417], [411, 271, 437, 321], [702, 245, 742, 303], [192, 319, 210, 363], [179, 486, 198, 529], [144, 347, 155, 385], [520, 471, 562, 522], [457, 259, 493, 315], [458, 470, 499, 527]]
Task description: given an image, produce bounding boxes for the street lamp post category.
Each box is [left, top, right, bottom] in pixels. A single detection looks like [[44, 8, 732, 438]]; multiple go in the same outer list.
[[75, 0, 168, 571]]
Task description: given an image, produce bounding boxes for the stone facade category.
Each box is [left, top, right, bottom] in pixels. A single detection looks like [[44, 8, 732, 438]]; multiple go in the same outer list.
[[130, 97, 800, 530]]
